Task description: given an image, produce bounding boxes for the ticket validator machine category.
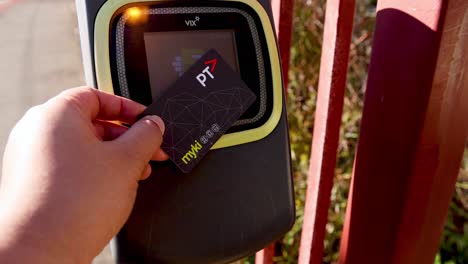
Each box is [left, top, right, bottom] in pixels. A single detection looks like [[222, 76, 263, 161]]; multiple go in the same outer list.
[[76, 0, 294, 263]]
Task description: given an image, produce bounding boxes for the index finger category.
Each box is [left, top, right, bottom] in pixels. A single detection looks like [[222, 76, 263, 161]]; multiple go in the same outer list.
[[59, 87, 146, 124]]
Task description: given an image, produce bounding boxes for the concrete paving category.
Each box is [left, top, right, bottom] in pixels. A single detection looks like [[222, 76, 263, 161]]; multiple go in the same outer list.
[[0, 0, 112, 262]]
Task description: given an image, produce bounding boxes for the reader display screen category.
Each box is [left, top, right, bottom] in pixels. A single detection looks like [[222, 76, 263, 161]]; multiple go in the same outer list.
[[144, 30, 239, 100]]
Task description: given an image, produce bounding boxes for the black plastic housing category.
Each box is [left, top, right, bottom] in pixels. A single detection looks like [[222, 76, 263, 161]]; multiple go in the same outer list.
[[78, 0, 295, 263]]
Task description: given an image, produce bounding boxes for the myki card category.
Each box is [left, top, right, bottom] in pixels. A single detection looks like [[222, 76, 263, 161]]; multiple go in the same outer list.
[[141, 49, 256, 173]]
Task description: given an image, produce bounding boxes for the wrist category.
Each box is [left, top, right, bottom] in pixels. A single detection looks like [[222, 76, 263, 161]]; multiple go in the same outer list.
[[0, 243, 71, 264], [0, 208, 80, 264]]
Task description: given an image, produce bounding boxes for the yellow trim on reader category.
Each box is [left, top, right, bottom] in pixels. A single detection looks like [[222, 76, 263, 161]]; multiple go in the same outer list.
[[94, 0, 283, 149]]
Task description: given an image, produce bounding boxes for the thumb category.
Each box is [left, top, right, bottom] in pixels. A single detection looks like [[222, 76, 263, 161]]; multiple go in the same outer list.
[[115, 115, 165, 162]]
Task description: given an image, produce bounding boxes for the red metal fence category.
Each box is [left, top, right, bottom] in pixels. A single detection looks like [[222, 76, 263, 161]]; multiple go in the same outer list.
[[257, 0, 468, 263]]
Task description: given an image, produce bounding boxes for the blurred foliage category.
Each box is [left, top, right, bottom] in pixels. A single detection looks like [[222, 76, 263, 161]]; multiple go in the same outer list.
[[258, 0, 468, 263], [438, 150, 468, 263]]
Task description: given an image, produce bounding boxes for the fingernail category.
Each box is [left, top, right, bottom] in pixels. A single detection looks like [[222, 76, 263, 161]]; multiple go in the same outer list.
[[141, 164, 152, 180], [145, 115, 165, 135]]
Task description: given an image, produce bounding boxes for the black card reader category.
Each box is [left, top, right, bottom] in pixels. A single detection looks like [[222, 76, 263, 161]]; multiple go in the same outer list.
[[76, 0, 295, 263]]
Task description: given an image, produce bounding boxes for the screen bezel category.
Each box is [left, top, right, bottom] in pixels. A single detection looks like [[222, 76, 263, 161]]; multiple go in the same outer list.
[[109, 3, 273, 133], [94, 0, 283, 149]]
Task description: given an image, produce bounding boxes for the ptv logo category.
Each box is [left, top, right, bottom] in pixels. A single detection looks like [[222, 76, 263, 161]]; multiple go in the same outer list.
[[196, 58, 217, 87]]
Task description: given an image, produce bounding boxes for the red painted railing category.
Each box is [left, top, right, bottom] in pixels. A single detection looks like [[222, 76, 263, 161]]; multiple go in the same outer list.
[[298, 0, 355, 263], [339, 1, 468, 263], [256, 0, 468, 263]]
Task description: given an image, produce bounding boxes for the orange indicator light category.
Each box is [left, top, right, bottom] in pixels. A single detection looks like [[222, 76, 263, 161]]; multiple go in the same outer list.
[[126, 7, 143, 19]]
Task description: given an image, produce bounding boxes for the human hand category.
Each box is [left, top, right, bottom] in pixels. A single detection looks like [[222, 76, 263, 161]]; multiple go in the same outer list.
[[0, 87, 166, 264]]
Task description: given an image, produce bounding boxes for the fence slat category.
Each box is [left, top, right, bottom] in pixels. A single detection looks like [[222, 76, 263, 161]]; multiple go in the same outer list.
[[298, 1, 356, 264], [339, 0, 468, 263], [255, 244, 275, 264], [271, 0, 294, 86]]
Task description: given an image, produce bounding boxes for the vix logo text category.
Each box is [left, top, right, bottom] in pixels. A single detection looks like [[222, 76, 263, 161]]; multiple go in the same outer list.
[[185, 16, 200, 26], [181, 140, 203, 164], [196, 58, 217, 87]]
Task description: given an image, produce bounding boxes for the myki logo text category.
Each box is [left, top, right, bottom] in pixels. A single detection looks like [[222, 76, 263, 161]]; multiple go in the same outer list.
[[196, 58, 217, 87]]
